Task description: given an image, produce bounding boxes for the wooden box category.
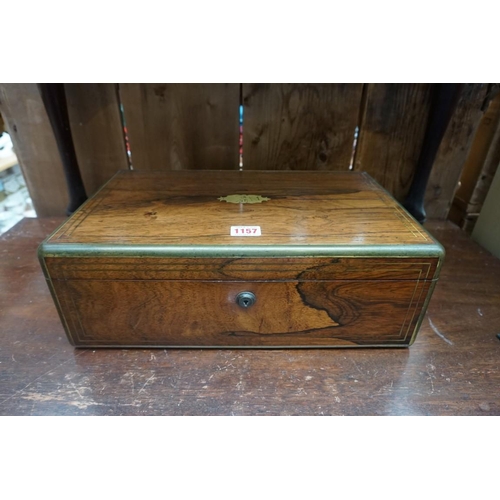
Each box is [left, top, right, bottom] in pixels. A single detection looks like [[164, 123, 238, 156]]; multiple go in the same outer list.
[[38, 170, 444, 348]]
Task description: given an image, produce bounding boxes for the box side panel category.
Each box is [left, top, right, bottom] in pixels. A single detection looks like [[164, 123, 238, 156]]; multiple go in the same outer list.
[[37, 252, 77, 346], [407, 240, 445, 345], [408, 279, 439, 346]]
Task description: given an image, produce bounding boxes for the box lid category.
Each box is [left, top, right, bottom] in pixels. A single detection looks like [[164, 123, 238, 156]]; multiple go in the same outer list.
[[41, 170, 444, 259]]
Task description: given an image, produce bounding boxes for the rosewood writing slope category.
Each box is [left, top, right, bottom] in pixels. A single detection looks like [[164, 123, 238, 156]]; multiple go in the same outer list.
[[38, 170, 444, 348]]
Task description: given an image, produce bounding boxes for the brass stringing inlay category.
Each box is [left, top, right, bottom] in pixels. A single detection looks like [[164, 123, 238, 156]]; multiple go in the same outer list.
[[218, 194, 270, 204]]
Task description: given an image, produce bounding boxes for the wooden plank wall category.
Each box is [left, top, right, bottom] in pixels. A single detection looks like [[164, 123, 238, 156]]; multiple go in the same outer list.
[[242, 83, 487, 218], [242, 83, 363, 171], [0, 83, 489, 219], [353, 84, 432, 201], [0, 83, 69, 216], [119, 84, 239, 171], [64, 84, 129, 195], [424, 84, 488, 219]]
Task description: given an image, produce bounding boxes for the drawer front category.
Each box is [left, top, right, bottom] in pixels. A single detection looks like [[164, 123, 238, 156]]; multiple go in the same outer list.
[[51, 279, 433, 347]]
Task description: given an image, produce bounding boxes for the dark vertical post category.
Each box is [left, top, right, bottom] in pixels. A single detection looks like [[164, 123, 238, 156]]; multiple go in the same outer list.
[[403, 83, 463, 223], [38, 83, 87, 215]]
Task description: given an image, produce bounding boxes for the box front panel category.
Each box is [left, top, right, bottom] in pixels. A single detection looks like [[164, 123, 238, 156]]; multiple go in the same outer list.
[[50, 278, 433, 347]]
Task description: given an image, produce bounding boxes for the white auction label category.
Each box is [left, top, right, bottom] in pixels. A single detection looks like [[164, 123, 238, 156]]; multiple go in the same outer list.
[[230, 226, 261, 236]]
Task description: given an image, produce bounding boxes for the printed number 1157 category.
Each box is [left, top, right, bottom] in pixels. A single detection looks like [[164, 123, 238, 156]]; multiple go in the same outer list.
[[230, 226, 261, 236]]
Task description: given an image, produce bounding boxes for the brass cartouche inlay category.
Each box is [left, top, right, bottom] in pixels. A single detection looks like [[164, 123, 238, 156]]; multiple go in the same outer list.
[[218, 194, 271, 204]]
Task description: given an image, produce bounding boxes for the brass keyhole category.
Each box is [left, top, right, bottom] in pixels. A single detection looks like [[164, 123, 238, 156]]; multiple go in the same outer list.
[[236, 292, 256, 308]]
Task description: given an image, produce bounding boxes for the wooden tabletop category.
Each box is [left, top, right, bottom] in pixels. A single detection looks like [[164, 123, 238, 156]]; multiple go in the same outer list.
[[1, 218, 499, 415]]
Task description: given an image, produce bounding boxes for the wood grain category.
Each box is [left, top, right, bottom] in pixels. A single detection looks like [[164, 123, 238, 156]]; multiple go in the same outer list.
[[1, 218, 499, 415], [41, 170, 440, 348], [45, 256, 438, 281], [65, 83, 129, 196], [49, 278, 431, 347], [242, 84, 363, 170], [0, 83, 69, 216], [119, 84, 239, 170], [354, 83, 433, 202], [425, 83, 488, 219], [46, 170, 436, 246]]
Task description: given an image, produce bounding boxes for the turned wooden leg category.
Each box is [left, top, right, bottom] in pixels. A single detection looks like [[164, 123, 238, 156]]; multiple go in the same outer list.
[[403, 83, 463, 223], [38, 83, 87, 215]]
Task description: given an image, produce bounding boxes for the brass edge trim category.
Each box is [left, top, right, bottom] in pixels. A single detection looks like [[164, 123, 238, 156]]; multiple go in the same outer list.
[[362, 173, 446, 279], [408, 279, 439, 346], [72, 344, 411, 349], [39, 243, 445, 259], [434, 252, 446, 281], [38, 253, 77, 346]]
